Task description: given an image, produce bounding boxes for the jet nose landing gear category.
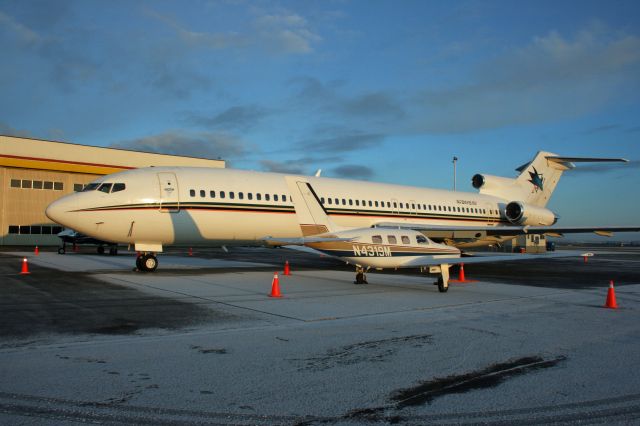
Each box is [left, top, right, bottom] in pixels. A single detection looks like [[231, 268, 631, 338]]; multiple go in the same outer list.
[[135, 253, 158, 272]]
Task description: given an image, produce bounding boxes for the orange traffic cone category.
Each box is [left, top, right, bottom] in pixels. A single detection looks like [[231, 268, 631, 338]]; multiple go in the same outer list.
[[188, 247, 193, 256], [450, 263, 476, 283], [284, 260, 291, 276], [604, 280, 618, 309], [20, 257, 30, 275], [269, 272, 283, 298], [34, 246, 39, 256]]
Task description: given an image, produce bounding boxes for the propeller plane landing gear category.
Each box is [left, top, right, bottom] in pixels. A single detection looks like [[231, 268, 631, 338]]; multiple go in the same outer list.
[[135, 253, 158, 272], [354, 266, 369, 284], [432, 264, 450, 293]]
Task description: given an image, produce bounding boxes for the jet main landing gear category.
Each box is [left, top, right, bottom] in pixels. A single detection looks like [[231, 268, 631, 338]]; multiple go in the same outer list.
[[136, 253, 158, 272]]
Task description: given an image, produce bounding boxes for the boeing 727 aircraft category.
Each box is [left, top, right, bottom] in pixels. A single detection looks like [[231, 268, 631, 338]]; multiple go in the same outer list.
[[45, 150, 639, 284]]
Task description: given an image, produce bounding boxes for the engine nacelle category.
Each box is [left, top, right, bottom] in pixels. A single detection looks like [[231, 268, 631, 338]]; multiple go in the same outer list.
[[505, 201, 557, 226], [472, 173, 529, 201], [471, 174, 516, 190]]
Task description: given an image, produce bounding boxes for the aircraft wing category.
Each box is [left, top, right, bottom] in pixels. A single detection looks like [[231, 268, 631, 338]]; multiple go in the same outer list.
[[280, 245, 331, 257], [262, 236, 355, 246], [373, 223, 640, 238], [400, 250, 594, 268]]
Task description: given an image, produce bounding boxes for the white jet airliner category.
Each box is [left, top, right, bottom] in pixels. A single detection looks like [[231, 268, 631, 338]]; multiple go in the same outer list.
[[45, 150, 639, 288]]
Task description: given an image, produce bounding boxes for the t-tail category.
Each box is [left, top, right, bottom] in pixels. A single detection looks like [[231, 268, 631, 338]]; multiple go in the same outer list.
[[284, 176, 345, 236], [472, 151, 628, 207]]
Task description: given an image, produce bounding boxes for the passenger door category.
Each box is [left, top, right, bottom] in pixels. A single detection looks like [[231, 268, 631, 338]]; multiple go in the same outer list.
[[158, 172, 180, 212]]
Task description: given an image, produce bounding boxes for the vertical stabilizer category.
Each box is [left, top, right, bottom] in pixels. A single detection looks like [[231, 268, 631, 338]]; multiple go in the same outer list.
[[514, 151, 566, 207], [482, 151, 628, 207], [284, 176, 344, 236]]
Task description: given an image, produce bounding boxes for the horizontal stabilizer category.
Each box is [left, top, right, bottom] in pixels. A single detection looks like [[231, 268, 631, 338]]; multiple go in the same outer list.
[[515, 156, 628, 172], [547, 156, 628, 163]]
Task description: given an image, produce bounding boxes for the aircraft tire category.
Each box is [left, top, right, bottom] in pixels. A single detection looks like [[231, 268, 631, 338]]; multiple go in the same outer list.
[[58, 247, 65, 255], [97, 246, 105, 255], [140, 254, 158, 272], [437, 277, 449, 293]]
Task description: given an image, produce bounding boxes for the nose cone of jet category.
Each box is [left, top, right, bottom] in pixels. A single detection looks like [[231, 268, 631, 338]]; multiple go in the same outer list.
[[45, 196, 77, 228]]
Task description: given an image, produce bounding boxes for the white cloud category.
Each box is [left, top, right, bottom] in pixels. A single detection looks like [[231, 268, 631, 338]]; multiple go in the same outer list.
[[0, 122, 32, 138], [413, 26, 640, 133], [0, 11, 41, 45], [187, 105, 270, 130], [330, 164, 375, 180], [146, 9, 247, 50], [148, 9, 320, 55], [112, 130, 248, 159], [260, 159, 307, 174], [255, 14, 308, 28], [254, 13, 322, 54]]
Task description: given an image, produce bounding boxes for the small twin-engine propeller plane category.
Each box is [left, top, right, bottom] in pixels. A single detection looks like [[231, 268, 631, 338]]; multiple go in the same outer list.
[[263, 177, 596, 292], [45, 150, 640, 287], [56, 229, 119, 255]]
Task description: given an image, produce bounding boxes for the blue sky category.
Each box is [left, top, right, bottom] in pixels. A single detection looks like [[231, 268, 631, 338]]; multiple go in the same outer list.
[[1, 0, 639, 237]]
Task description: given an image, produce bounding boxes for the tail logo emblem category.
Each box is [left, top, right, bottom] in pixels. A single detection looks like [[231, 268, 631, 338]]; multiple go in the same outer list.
[[528, 166, 545, 192]]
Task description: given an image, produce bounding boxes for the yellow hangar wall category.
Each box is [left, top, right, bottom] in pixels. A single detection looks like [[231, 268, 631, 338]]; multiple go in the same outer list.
[[0, 135, 225, 246]]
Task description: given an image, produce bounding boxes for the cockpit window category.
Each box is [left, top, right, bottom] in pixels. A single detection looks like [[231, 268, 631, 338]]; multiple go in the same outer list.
[[111, 183, 126, 193], [416, 235, 428, 244], [98, 183, 112, 193], [82, 183, 100, 192]]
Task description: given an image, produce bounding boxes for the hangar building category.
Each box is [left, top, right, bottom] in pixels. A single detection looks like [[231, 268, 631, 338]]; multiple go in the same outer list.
[[0, 135, 225, 246]]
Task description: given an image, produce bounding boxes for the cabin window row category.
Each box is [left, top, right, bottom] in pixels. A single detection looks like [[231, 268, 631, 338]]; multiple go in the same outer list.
[[319, 197, 493, 215], [185, 187, 496, 216], [371, 234, 427, 244], [8, 225, 64, 235], [189, 189, 291, 203], [10, 179, 64, 191]]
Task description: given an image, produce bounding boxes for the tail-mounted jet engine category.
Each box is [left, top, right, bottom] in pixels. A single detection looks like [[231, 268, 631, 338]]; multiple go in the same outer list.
[[472, 174, 516, 191], [505, 201, 557, 226]]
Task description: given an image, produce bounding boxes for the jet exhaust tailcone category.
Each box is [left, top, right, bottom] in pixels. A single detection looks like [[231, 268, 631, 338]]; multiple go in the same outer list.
[[505, 201, 556, 226]]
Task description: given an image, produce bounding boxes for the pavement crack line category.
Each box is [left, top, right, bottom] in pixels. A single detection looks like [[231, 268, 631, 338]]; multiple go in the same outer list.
[[101, 275, 308, 322]]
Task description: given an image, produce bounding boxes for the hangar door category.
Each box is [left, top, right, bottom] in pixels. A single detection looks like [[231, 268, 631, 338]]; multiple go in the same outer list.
[[158, 172, 180, 212]]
